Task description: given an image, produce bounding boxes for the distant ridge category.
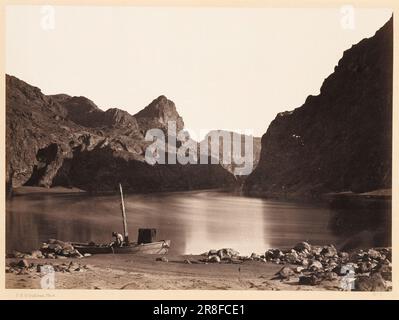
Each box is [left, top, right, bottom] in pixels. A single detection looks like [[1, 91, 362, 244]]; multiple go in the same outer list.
[[6, 75, 236, 193]]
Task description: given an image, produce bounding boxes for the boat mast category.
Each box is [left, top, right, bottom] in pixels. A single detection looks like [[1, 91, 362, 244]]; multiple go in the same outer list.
[[119, 183, 129, 244]]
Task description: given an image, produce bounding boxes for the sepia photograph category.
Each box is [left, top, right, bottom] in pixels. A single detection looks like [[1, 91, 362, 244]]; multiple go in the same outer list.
[[2, 1, 396, 296]]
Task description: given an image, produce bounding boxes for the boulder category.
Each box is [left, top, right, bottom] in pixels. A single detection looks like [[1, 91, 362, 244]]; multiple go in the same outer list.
[[47, 243, 63, 253], [310, 246, 323, 256], [41, 243, 49, 249], [30, 250, 44, 259], [221, 256, 233, 263], [17, 259, 29, 268], [265, 249, 284, 261], [323, 271, 338, 281], [380, 248, 392, 261], [284, 251, 299, 264], [275, 266, 295, 280], [367, 249, 382, 260], [374, 263, 392, 281], [208, 255, 221, 263], [338, 252, 349, 261], [301, 258, 309, 267], [156, 256, 168, 262], [309, 260, 323, 271], [321, 245, 337, 257], [327, 261, 338, 271], [217, 248, 239, 259], [250, 253, 261, 260], [357, 262, 372, 274], [294, 242, 311, 252], [299, 274, 321, 286], [355, 273, 387, 291], [295, 266, 305, 273]]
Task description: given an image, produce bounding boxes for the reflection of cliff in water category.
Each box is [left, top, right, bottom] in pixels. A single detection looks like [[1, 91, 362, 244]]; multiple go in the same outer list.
[[328, 195, 391, 250]]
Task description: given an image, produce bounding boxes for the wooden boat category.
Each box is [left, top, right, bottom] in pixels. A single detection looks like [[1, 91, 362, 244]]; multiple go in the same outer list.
[[74, 183, 171, 255], [71, 240, 171, 255]]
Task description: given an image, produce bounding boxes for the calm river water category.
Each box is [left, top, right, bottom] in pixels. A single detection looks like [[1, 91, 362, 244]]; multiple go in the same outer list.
[[6, 189, 390, 255]]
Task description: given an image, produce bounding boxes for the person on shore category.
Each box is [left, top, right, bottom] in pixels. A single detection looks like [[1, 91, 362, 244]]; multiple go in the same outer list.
[[112, 232, 124, 247]]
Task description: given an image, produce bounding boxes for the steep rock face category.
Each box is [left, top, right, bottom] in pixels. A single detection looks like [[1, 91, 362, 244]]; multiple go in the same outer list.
[[6, 75, 81, 187], [200, 130, 262, 175], [134, 95, 184, 135], [6, 76, 236, 192], [244, 17, 393, 198]]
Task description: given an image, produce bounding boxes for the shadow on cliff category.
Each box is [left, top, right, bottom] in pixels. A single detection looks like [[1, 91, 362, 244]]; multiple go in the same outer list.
[[50, 145, 237, 194]]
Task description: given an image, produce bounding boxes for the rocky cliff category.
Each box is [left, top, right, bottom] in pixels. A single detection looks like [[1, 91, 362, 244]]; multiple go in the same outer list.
[[6, 75, 236, 193], [244, 17, 393, 198], [134, 95, 184, 135]]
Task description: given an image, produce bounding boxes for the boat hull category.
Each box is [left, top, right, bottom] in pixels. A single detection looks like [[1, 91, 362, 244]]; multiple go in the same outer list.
[[72, 240, 170, 255]]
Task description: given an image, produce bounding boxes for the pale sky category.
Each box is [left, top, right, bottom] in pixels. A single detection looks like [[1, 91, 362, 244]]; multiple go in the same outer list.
[[6, 6, 392, 138]]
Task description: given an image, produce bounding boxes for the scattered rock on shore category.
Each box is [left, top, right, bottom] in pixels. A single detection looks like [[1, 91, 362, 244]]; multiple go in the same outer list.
[[156, 256, 168, 263], [200, 248, 241, 263], [208, 255, 221, 263], [299, 274, 322, 286], [263, 242, 392, 291], [198, 242, 391, 291], [294, 241, 312, 252], [274, 266, 295, 280], [355, 272, 387, 291], [6, 259, 90, 275], [9, 239, 87, 260]]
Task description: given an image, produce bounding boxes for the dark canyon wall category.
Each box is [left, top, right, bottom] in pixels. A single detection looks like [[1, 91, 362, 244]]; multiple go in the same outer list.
[[244, 17, 393, 198]]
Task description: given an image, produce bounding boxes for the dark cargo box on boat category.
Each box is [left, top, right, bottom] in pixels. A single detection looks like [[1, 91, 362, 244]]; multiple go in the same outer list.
[[138, 228, 157, 244]]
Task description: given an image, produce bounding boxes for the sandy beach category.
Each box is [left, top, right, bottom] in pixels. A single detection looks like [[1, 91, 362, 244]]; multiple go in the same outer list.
[[6, 253, 348, 291], [6, 255, 346, 290]]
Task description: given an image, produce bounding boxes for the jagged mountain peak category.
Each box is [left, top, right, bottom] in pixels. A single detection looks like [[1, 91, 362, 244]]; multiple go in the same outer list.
[[134, 95, 184, 134]]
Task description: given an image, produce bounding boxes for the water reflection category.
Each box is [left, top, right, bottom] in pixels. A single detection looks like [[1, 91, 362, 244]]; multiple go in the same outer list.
[[6, 190, 390, 256], [327, 196, 391, 250]]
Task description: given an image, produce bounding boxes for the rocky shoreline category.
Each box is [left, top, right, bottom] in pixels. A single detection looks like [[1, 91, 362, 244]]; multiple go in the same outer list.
[[6, 239, 392, 291], [198, 243, 392, 291]]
